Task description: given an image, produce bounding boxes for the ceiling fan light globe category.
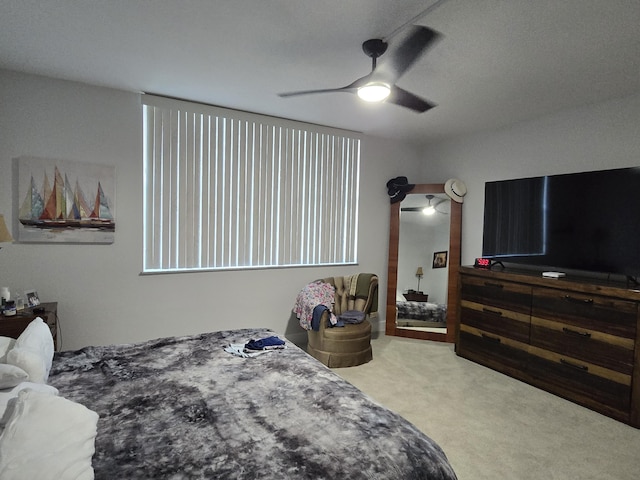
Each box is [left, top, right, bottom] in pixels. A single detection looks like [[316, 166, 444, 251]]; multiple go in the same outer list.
[[357, 83, 391, 102]]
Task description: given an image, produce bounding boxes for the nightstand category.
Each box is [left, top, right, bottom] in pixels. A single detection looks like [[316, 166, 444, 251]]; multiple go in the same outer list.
[[403, 292, 429, 302], [0, 302, 58, 350]]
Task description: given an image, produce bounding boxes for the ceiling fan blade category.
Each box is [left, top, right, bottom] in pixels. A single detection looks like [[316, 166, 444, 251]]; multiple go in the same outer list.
[[373, 25, 440, 83], [387, 86, 435, 113], [278, 87, 352, 98], [402, 206, 449, 215], [279, 74, 371, 98]]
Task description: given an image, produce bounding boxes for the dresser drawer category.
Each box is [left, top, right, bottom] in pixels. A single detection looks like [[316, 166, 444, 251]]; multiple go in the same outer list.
[[528, 347, 631, 421], [458, 326, 530, 374], [531, 287, 637, 339], [530, 316, 634, 374], [461, 276, 532, 315], [461, 300, 530, 343]]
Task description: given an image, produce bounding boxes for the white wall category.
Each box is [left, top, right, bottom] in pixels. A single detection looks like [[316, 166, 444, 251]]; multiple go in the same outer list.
[[420, 93, 640, 266], [0, 69, 423, 349]]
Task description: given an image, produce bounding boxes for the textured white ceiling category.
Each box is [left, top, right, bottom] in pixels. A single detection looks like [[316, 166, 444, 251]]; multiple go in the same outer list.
[[1, 0, 639, 146]]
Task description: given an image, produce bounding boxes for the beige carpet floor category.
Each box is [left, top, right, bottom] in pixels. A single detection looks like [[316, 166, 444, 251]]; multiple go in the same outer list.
[[332, 334, 640, 480]]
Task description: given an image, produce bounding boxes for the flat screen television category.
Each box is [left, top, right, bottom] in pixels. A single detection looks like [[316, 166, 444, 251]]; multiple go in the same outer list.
[[482, 166, 640, 280]]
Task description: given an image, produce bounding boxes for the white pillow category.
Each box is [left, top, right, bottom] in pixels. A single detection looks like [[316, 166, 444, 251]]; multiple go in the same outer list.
[[0, 337, 15, 363], [0, 390, 98, 480], [6, 347, 47, 384], [0, 364, 29, 389], [7, 318, 54, 383], [0, 383, 59, 423]]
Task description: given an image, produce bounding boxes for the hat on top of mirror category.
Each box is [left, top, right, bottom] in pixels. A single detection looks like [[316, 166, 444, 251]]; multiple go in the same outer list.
[[444, 178, 467, 203], [386, 176, 415, 204]]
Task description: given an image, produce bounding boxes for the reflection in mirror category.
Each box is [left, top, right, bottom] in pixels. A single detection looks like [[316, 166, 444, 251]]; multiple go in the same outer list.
[[396, 193, 451, 335], [386, 184, 462, 343]]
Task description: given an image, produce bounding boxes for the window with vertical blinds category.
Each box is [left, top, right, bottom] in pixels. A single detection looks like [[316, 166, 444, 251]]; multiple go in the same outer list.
[[142, 95, 360, 273]]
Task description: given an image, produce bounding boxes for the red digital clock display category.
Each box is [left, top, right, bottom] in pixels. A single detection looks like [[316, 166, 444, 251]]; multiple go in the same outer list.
[[474, 258, 492, 268]]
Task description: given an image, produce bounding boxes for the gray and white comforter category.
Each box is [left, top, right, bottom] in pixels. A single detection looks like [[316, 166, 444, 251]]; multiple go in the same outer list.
[[397, 301, 447, 325], [49, 328, 457, 480]]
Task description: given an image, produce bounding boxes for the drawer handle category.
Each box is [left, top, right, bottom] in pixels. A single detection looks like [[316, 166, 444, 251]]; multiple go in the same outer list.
[[482, 308, 503, 317], [560, 358, 589, 372], [563, 295, 594, 305], [562, 327, 591, 339], [484, 282, 504, 289], [481, 333, 501, 344]]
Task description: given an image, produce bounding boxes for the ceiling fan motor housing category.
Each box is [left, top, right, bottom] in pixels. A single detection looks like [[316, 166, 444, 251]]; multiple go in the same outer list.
[[362, 39, 388, 60]]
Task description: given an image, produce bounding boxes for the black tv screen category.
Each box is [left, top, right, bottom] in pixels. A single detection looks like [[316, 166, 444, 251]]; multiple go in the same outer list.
[[482, 167, 640, 279]]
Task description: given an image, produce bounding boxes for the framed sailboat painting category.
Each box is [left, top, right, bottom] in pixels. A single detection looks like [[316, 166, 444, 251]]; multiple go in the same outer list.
[[14, 156, 115, 244]]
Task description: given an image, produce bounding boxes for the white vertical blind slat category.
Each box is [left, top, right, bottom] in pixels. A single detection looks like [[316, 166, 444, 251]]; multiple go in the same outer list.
[[165, 109, 177, 269]]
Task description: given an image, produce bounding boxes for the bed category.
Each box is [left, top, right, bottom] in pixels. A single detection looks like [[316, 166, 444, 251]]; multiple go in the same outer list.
[[34, 328, 457, 479], [396, 301, 447, 328]]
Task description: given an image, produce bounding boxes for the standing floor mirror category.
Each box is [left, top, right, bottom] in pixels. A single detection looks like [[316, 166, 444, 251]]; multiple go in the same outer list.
[[385, 183, 462, 342]]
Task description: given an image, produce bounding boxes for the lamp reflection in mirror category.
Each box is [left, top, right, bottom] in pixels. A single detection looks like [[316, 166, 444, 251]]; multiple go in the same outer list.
[[0, 215, 13, 248], [415, 266, 424, 291]]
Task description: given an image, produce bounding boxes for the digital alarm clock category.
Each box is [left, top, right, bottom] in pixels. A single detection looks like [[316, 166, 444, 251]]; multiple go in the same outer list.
[[474, 257, 492, 269]]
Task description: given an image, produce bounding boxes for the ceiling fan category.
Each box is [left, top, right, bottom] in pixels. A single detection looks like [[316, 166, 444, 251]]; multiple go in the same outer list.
[[401, 195, 449, 215], [278, 25, 441, 113]]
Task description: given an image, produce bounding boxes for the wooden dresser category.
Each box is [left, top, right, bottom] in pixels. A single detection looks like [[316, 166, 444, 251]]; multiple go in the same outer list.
[[457, 267, 640, 427]]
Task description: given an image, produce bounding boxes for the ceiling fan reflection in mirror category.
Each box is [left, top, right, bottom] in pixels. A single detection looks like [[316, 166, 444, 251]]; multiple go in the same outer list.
[[401, 195, 449, 215], [278, 24, 441, 113]]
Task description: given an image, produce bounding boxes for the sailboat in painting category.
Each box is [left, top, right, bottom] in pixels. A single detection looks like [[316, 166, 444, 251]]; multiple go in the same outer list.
[[19, 166, 115, 231]]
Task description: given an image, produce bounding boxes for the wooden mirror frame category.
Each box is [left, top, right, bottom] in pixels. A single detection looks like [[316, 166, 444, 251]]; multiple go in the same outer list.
[[385, 183, 462, 342]]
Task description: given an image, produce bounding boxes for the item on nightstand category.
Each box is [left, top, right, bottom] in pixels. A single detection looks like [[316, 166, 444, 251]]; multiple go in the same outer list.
[[15, 294, 25, 311], [0, 287, 9, 305], [2, 300, 16, 316], [25, 290, 40, 307]]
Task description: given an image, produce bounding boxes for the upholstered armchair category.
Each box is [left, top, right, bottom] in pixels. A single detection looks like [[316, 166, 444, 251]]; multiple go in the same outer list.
[[304, 274, 378, 368]]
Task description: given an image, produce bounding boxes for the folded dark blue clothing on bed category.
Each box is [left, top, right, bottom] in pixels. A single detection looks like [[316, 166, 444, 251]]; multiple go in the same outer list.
[[245, 336, 286, 350]]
